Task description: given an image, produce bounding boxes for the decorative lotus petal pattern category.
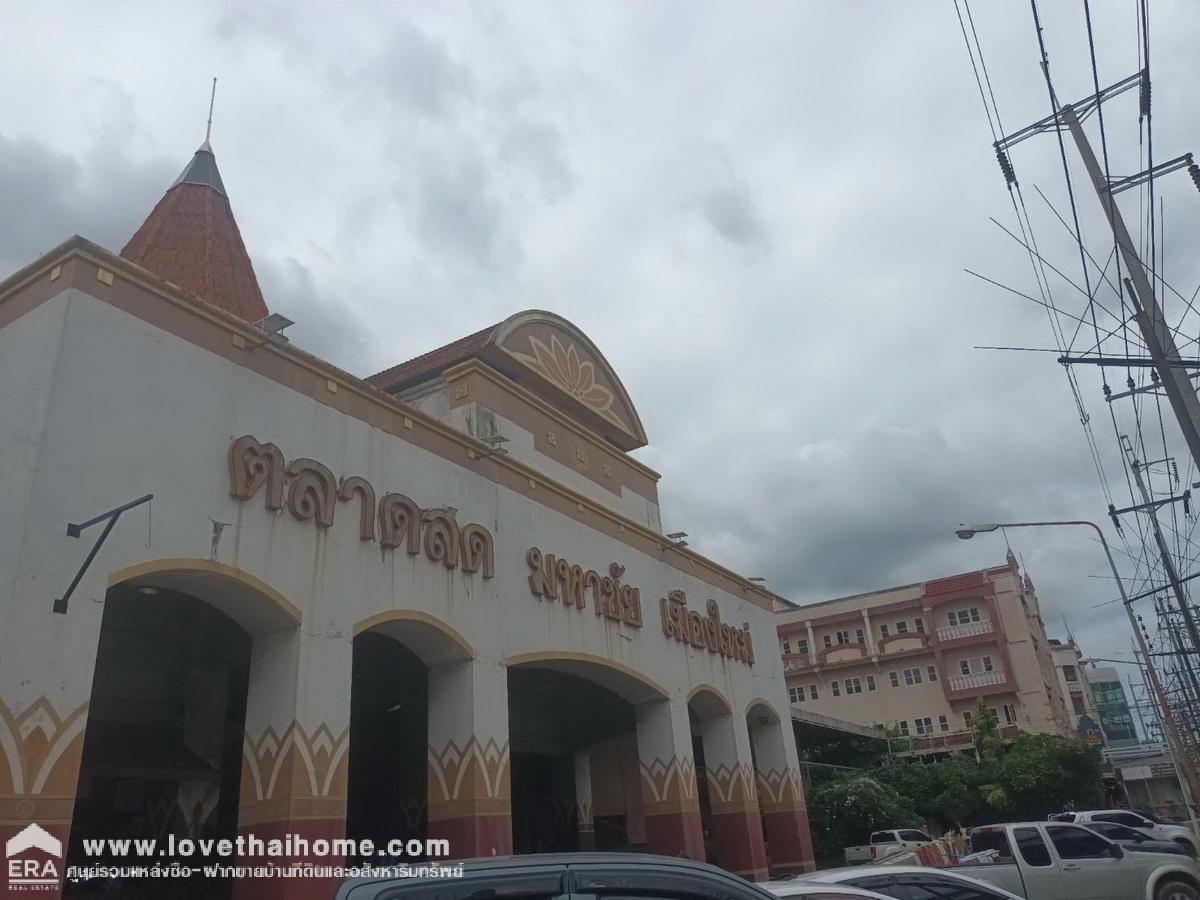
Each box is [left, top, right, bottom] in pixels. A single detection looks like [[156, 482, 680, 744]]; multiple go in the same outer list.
[[510, 334, 625, 430]]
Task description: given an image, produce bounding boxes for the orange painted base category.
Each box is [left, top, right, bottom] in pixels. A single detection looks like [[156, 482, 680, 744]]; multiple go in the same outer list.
[[762, 808, 815, 875], [643, 809, 704, 860], [428, 814, 513, 859], [231, 817, 346, 900], [710, 810, 768, 880]]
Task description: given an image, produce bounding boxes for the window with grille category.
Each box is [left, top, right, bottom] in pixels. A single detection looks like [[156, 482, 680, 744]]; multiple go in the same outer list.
[[809, 684, 819, 700], [855, 627, 865, 644], [949, 607, 982, 626], [782, 640, 791, 655], [903, 667, 923, 686], [1003, 703, 1017, 724], [866, 675, 877, 692], [938, 715, 949, 732], [823, 634, 832, 648], [898, 720, 910, 736], [788, 687, 803, 703], [926, 665, 938, 682], [798, 638, 808, 655], [915, 617, 925, 634], [896, 621, 909, 634], [880, 623, 890, 638], [831, 681, 841, 697], [889, 671, 900, 688], [846, 677, 863, 695], [915, 716, 934, 735], [836, 630, 850, 645]]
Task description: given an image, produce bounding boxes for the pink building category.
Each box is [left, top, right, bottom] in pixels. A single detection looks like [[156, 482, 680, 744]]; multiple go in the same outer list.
[[776, 554, 1072, 755]]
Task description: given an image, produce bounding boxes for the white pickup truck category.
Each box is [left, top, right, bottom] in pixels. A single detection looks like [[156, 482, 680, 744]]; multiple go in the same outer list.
[[844, 830, 933, 865], [963, 821, 1200, 900], [1051, 810, 1198, 855]]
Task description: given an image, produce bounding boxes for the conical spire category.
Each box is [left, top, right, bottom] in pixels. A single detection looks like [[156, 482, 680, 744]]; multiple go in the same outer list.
[[121, 140, 269, 323]]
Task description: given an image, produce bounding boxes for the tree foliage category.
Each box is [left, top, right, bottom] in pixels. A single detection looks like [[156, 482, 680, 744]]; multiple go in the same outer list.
[[806, 721, 1105, 865]]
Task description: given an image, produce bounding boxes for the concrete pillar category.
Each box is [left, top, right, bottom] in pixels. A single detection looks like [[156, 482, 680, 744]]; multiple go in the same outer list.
[[694, 714, 768, 880], [426, 657, 511, 857], [749, 713, 814, 876], [234, 625, 352, 900], [635, 698, 704, 860], [575, 750, 595, 850]]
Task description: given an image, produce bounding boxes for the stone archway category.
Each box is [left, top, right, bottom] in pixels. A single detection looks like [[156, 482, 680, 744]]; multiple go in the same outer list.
[[505, 653, 667, 855], [64, 561, 300, 899], [746, 698, 815, 876], [347, 611, 475, 860], [689, 687, 767, 879]]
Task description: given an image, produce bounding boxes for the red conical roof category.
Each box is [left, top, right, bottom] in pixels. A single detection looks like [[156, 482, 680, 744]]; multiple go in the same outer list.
[[121, 142, 269, 322]]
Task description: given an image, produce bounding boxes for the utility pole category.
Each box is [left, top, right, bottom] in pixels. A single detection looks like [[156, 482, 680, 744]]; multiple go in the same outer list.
[[1119, 434, 1200, 662], [1060, 104, 1200, 477]]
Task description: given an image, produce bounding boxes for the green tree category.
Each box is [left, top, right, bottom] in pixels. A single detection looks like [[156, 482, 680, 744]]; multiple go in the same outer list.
[[806, 773, 920, 865]]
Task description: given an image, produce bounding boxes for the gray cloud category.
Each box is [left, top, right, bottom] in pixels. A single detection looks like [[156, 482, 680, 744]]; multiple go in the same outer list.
[[0, 134, 171, 272], [2, 0, 1199, 688]]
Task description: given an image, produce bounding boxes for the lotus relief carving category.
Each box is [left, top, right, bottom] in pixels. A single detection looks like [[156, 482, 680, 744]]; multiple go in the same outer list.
[[228, 436, 493, 579], [509, 334, 622, 428]]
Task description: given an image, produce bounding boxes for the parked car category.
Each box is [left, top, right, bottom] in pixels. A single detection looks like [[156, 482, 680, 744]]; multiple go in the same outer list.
[[844, 830, 934, 865], [335, 853, 893, 900], [964, 821, 1200, 899], [769, 864, 1025, 899], [1051, 809, 1197, 854], [1082, 821, 1197, 858]]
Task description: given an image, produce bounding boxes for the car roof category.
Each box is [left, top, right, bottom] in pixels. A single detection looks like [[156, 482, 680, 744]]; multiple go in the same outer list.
[[791, 865, 1023, 899], [763, 881, 894, 898], [339, 853, 770, 893]]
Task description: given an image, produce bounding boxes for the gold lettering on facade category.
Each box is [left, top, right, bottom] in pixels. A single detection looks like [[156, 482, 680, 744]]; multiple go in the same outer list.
[[661, 590, 755, 666], [228, 436, 494, 578], [526, 548, 642, 627]]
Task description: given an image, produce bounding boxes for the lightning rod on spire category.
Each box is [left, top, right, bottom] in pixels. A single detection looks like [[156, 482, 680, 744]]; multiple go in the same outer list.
[[205, 77, 217, 144]]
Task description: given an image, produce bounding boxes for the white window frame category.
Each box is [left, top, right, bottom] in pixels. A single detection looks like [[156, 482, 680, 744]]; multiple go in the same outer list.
[[809, 684, 819, 700], [915, 716, 933, 736], [866, 674, 877, 692], [898, 720, 910, 736], [915, 617, 925, 634], [836, 630, 850, 645], [926, 665, 938, 682], [938, 714, 950, 732], [831, 680, 841, 697], [880, 623, 890, 638], [889, 671, 900, 688], [896, 620, 909, 634], [846, 677, 863, 695]]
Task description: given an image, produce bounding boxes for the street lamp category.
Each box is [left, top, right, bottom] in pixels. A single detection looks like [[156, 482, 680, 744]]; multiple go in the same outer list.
[[954, 518, 1200, 838]]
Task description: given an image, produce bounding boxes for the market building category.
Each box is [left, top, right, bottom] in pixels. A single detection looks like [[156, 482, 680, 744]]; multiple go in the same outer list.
[[776, 555, 1073, 755], [0, 140, 813, 897]]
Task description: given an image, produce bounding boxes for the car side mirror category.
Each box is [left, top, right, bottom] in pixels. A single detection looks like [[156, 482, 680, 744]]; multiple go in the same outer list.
[[1110, 843, 1125, 859]]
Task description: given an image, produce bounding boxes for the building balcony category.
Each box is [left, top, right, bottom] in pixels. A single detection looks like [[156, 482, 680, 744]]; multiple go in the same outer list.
[[947, 669, 1007, 692], [1067, 680, 1084, 693], [782, 654, 813, 673], [935, 619, 994, 643]]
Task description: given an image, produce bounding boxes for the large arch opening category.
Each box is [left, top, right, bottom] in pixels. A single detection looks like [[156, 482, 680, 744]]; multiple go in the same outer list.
[[65, 564, 297, 899], [346, 613, 472, 859], [688, 686, 735, 866], [506, 654, 663, 854]]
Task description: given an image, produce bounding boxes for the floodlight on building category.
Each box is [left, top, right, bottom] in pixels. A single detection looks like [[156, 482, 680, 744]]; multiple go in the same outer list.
[[661, 531, 688, 550], [252, 312, 294, 346], [471, 433, 510, 461]]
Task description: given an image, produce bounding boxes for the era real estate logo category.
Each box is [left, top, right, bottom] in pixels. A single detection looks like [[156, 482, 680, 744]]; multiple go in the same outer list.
[[5, 824, 61, 892]]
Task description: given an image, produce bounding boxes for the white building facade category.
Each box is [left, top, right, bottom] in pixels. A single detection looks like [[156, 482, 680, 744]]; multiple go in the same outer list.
[[0, 145, 812, 898]]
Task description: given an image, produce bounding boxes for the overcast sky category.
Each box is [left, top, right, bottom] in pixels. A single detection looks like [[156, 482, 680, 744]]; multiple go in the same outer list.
[[5, 2, 1200, 714]]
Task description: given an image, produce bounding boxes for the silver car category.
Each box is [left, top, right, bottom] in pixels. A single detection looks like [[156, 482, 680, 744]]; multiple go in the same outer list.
[[768, 864, 1025, 900]]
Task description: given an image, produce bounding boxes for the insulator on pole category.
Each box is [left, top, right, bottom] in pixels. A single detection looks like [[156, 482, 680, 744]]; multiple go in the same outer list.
[[1140, 70, 1151, 118], [995, 147, 1017, 186], [1189, 163, 1200, 195]]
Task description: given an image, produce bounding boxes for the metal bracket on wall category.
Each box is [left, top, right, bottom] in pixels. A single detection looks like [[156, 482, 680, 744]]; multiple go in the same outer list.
[[55, 493, 153, 614]]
